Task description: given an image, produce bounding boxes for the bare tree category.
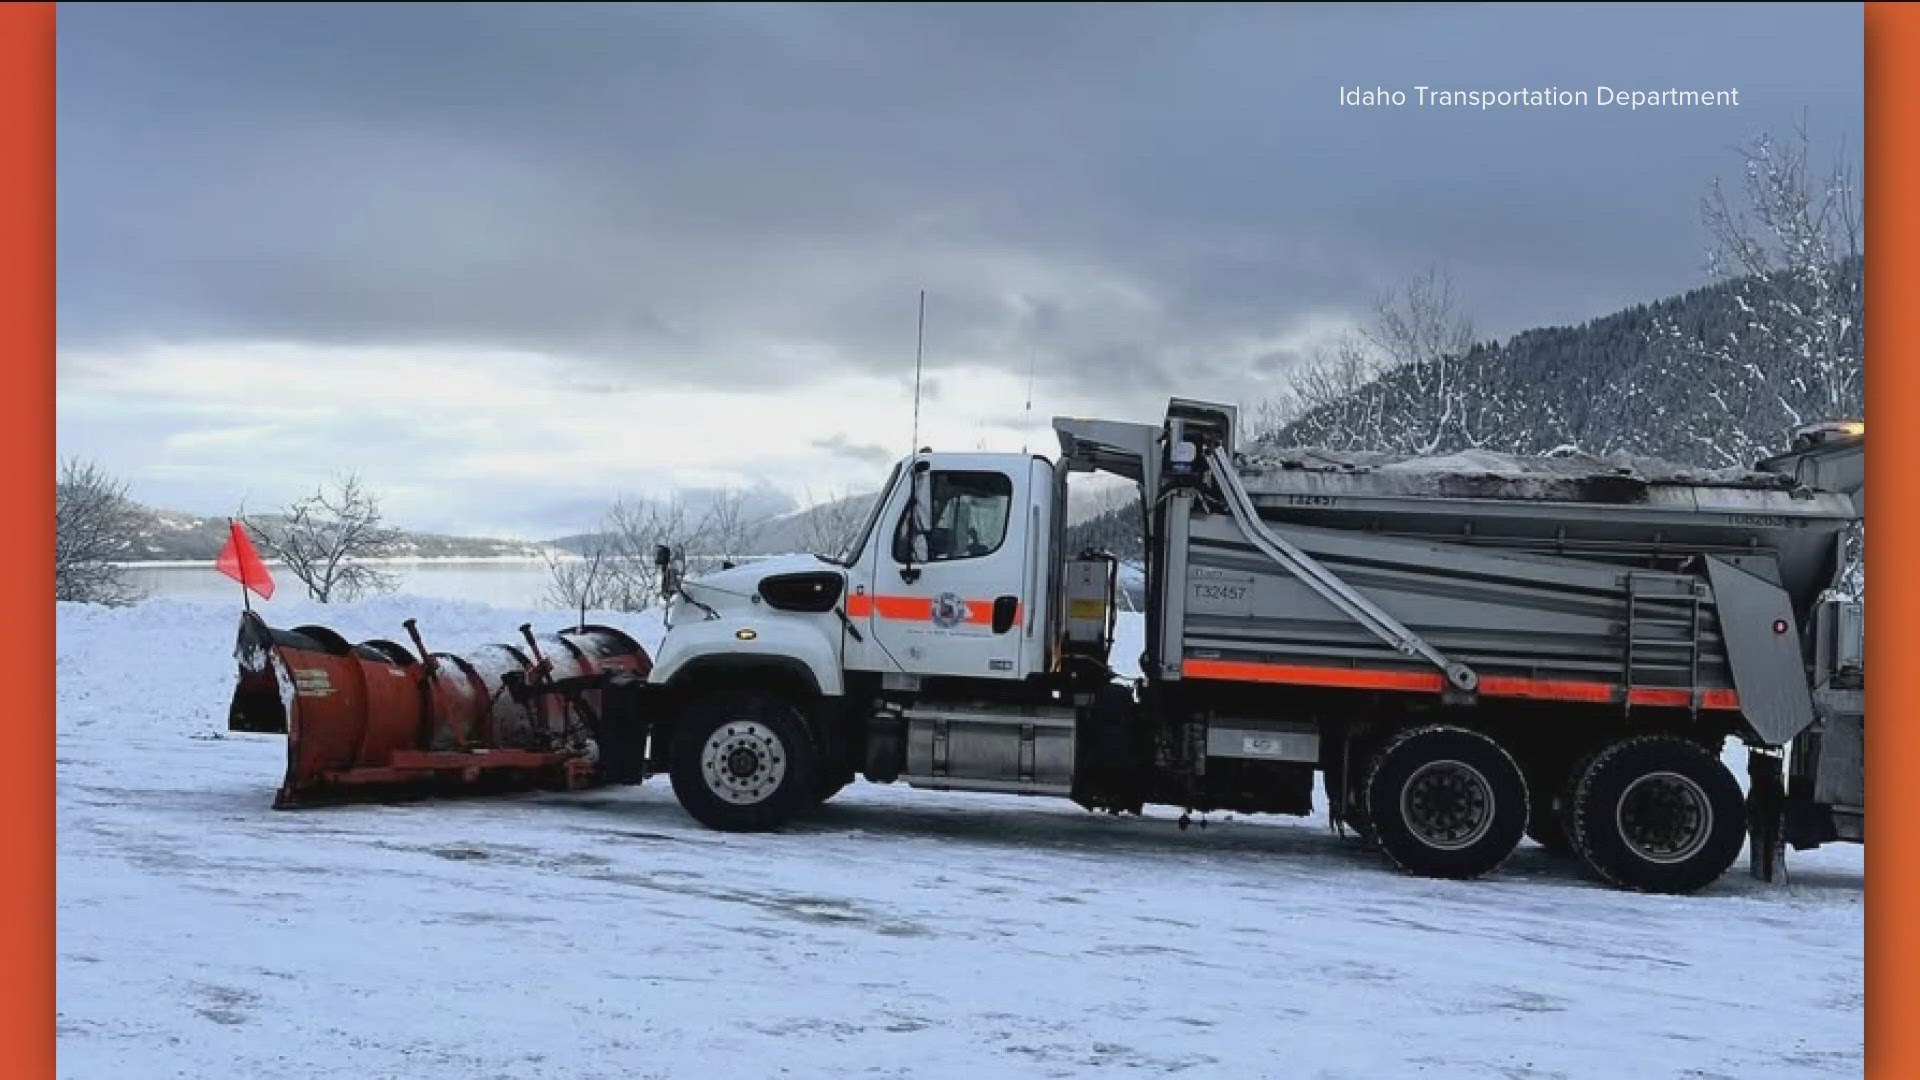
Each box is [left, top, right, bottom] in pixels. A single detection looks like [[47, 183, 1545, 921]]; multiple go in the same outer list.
[[607, 495, 702, 608], [246, 475, 402, 603], [1644, 123, 1864, 467], [1363, 267, 1494, 454], [798, 487, 871, 557], [701, 489, 761, 564], [1258, 335, 1390, 451], [54, 458, 147, 606], [543, 539, 613, 628], [1262, 268, 1504, 455], [544, 496, 697, 613]]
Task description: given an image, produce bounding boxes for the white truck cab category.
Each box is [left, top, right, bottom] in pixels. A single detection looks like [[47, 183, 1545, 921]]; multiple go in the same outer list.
[[648, 452, 1060, 697], [644, 446, 1106, 832], [841, 453, 1055, 680]]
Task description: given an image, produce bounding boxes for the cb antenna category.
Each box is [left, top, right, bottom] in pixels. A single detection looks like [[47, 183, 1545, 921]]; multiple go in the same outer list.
[[1022, 351, 1037, 454], [910, 289, 926, 456]]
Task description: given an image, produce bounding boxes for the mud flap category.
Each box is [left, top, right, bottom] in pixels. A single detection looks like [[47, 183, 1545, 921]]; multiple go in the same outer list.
[[1747, 748, 1786, 882]]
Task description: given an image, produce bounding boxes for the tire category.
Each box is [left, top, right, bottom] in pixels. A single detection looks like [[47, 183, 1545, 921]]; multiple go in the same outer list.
[[1567, 734, 1745, 894], [1361, 725, 1529, 880], [669, 690, 820, 832], [802, 711, 854, 810], [809, 774, 851, 808]]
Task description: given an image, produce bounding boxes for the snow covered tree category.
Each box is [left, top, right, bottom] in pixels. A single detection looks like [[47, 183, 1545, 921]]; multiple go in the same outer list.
[[54, 458, 147, 606], [1642, 124, 1863, 467], [245, 475, 401, 603], [1364, 267, 1482, 454], [1263, 268, 1525, 454], [1257, 336, 1388, 451]]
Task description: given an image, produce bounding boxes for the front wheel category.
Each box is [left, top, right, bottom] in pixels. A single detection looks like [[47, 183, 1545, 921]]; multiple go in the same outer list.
[[1568, 735, 1745, 894], [1362, 725, 1529, 880], [669, 690, 820, 832]]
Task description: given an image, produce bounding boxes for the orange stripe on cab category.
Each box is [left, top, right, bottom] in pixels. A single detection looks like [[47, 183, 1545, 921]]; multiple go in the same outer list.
[[842, 594, 1021, 627]]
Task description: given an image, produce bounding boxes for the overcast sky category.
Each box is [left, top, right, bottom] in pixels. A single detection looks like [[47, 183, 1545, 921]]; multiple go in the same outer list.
[[56, 3, 1862, 538]]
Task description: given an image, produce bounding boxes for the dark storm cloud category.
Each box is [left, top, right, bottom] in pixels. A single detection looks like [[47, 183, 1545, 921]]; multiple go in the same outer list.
[[59, 3, 1860, 399], [811, 433, 896, 467]]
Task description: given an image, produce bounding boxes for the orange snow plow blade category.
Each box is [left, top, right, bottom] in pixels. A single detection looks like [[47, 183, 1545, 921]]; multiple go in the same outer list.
[[229, 611, 655, 808]]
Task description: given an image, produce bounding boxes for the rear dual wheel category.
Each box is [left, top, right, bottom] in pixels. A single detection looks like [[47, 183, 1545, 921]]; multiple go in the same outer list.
[[1567, 735, 1745, 894], [1361, 725, 1530, 880]]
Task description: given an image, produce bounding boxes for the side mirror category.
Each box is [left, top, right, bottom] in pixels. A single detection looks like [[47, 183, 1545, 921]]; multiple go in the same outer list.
[[901, 460, 932, 583], [657, 544, 687, 601]]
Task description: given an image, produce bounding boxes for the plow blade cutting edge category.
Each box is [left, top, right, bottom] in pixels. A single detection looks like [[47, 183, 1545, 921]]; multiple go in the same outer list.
[[229, 611, 655, 808]]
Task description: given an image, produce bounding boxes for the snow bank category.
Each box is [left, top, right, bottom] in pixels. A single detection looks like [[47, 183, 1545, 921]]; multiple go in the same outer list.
[[57, 596, 1860, 1079]]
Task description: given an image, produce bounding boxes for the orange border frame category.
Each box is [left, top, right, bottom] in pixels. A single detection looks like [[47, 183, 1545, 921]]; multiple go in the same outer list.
[[9, 4, 1916, 1077], [1865, 5, 1917, 1077], [4, 4, 53, 1077]]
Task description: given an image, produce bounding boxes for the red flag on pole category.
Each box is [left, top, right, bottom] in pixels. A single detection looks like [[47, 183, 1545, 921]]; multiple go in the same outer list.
[[216, 519, 275, 601]]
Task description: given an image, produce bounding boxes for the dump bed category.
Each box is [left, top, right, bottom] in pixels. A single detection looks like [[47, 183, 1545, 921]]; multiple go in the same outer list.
[[1235, 446, 1855, 612], [1138, 413, 1858, 749]]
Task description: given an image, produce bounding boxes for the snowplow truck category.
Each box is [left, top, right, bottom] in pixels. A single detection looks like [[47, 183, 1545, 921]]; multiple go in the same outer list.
[[635, 399, 1861, 894], [236, 398, 1864, 894]]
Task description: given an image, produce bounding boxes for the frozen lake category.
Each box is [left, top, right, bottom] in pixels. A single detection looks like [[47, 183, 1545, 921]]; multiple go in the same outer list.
[[125, 558, 566, 609]]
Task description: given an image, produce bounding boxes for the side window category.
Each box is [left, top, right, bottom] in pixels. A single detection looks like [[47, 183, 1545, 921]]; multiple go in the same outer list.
[[893, 470, 1013, 564]]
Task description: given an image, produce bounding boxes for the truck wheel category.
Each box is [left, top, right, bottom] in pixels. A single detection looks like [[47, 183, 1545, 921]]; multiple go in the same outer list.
[[669, 690, 819, 832], [1567, 735, 1745, 894], [803, 712, 854, 810], [1362, 725, 1529, 880], [810, 774, 851, 808]]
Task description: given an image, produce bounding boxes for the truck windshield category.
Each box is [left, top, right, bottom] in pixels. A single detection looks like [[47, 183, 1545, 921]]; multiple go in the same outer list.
[[820, 461, 901, 567]]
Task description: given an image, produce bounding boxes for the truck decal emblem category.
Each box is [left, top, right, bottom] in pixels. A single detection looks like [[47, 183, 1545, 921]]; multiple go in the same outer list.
[[930, 592, 970, 629]]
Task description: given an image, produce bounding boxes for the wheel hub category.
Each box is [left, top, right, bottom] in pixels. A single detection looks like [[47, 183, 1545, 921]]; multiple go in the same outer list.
[[1616, 770, 1712, 864], [1400, 759, 1495, 851], [701, 721, 787, 805], [725, 747, 760, 778]]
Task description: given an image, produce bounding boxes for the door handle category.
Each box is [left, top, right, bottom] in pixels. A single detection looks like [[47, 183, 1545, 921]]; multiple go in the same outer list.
[[991, 595, 1019, 634]]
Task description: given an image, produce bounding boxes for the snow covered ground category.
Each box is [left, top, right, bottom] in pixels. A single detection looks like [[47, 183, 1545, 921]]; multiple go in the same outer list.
[[57, 597, 1862, 1079]]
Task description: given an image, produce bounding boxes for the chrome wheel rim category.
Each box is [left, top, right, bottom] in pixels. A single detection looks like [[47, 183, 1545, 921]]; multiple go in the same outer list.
[[1616, 771, 1713, 864], [701, 720, 787, 805], [1400, 759, 1496, 851]]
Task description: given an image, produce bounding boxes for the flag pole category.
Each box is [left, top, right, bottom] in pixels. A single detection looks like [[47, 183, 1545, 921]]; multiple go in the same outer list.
[[231, 519, 251, 614]]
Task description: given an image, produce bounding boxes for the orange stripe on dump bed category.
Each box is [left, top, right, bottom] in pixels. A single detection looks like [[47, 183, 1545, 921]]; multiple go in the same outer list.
[[1183, 658, 1741, 710], [1183, 659, 1446, 692]]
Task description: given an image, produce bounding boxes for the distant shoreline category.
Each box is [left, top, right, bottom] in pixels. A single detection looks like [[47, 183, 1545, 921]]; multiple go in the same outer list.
[[114, 553, 558, 570]]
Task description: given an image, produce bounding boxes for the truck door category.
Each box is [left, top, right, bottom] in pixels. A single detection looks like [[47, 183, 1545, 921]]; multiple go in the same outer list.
[[858, 460, 1031, 680]]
